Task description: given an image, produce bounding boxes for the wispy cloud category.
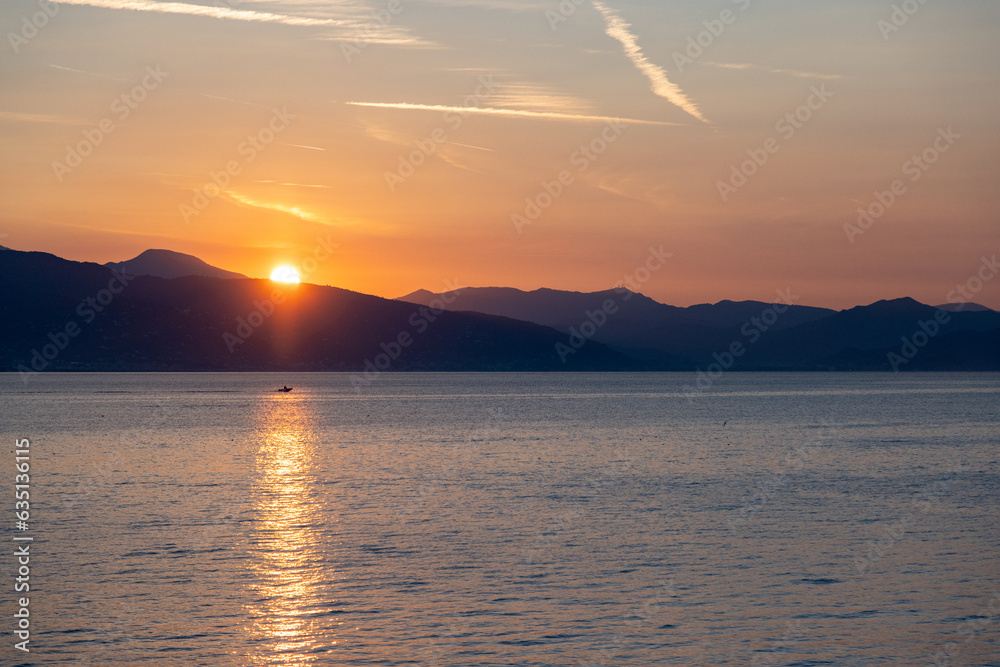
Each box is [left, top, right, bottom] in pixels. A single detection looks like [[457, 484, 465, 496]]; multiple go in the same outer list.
[[314, 31, 437, 47], [253, 180, 332, 188], [202, 94, 274, 109], [60, 0, 434, 46], [491, 81, 595, 115], [356, 120, 495, 151], [705, 62, 842, 80], [226, 192, 324, 222], [591, 0, 709, 124], [226, 192, 360, 227], [0, 111, 81, 125], [435, 150, 486, 174], [419, 0, 546, 10], [46, 63, 128, 81], [319, 31, 437, 47], [56, 0, 345, 27], [346, 102, 686, 127]]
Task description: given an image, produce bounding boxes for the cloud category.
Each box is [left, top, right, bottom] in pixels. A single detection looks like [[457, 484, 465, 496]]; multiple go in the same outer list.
[[202, 94, 275, 109], [0, 111, 82, 125], [277, 143, 327, 151], [444, 140, 494, 152], [253, 180, 332, 188], [490, 82, 595, 115], [314, 30, 438, 48], [591, 0, 709, 124], [346, 102, 687, 127], [225, 191, 364, 227], [418, 0, 546, 10], [225, 192, 322, 222], [355, 120, 495, 151], [57, 0, 434, 46], [54, 0, 346, 26], [46, 63, 129, 81], [435, 150, 486, 174], [704, 62, 843, 80]]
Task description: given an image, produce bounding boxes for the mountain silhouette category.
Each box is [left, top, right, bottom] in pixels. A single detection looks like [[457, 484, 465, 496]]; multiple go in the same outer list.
[[742, 297, 1000, 369], [398, 287, 835, 366], [106, 249, 248, 280], [3, 247, 997, 372], [399, 289, 1000, 370], [934, 302, 995, 313]]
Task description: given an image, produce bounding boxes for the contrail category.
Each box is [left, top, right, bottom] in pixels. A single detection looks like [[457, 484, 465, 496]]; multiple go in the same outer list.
[[279, 143, 327, 151], [46, 63, 128, 81], [704, 62, 842, 80], [0, 111, 80, 125], [345, 120, 494, 151], [346, 102, 686, 127], [444, 140, 494, 152], [591, 0, 709, 124], [55, 0, 343, 27], [254, 181, 332, 188], [202, 94, 274, 109]]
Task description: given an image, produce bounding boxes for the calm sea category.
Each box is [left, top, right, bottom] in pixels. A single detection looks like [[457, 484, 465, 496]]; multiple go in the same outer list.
[[1, 372, 998, 666]]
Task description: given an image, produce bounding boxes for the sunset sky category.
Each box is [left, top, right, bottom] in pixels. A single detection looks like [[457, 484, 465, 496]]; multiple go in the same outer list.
[[2, 0, 997, 309]]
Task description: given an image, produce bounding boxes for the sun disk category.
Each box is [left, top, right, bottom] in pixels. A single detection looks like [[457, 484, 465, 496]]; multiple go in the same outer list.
[[270, 265, 300, 283]]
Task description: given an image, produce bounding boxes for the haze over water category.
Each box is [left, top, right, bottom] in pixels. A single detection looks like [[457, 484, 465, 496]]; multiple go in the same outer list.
[[2, 372, 999, 665]]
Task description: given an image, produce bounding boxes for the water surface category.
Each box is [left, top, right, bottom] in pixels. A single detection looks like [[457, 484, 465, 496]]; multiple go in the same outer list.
[[1, 372, 998, 665]]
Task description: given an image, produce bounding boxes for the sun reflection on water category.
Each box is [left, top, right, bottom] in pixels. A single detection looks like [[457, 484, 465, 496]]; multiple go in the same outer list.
[[240, 391, 334, 666]]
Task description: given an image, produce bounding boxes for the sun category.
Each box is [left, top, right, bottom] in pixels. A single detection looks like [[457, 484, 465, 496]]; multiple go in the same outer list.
[[270, 265, 300, 284]]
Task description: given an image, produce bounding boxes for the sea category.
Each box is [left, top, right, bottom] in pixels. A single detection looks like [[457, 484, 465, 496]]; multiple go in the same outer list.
[[1, 372, 998, 666]]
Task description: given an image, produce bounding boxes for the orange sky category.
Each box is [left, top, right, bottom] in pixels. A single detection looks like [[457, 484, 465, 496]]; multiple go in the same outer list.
[[2, 0, 998, 309]]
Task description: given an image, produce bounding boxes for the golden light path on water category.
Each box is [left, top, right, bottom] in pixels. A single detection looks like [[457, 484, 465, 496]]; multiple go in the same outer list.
[[240, 392, 335, 665]]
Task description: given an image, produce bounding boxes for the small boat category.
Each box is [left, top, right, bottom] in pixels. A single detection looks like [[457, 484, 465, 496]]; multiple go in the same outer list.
[[277, 386, 293, 392]]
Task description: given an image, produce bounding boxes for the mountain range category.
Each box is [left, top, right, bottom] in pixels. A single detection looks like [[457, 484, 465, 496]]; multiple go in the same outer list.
[[1, 247, 997, 373], [397, 288, 1000, 371]]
